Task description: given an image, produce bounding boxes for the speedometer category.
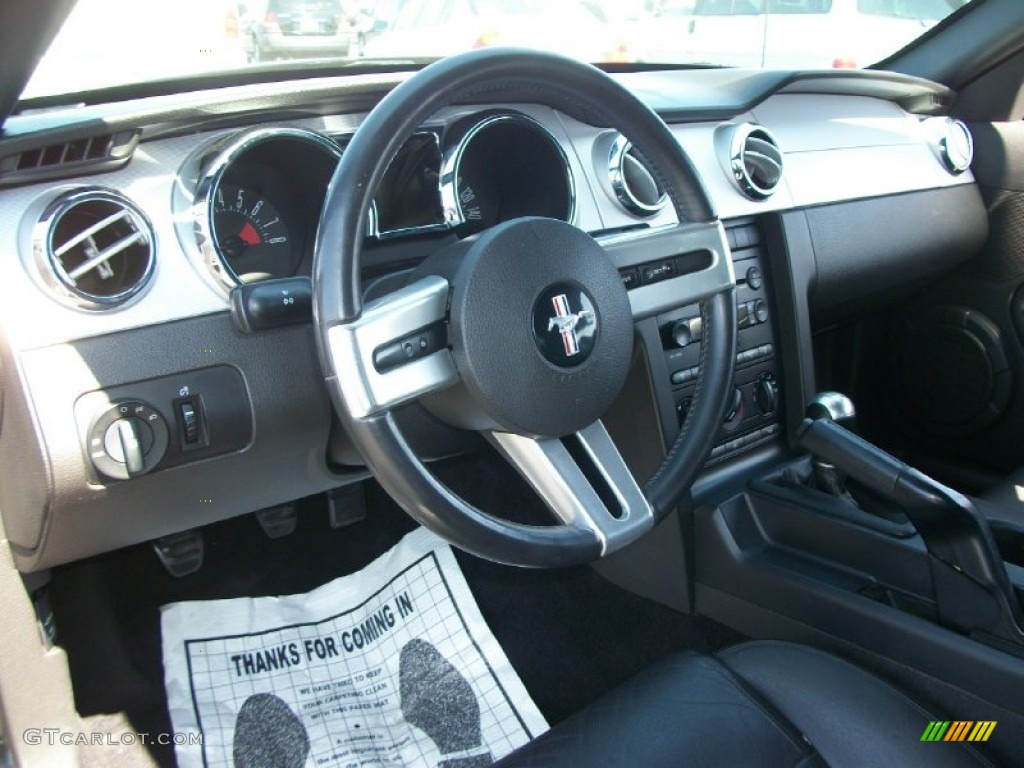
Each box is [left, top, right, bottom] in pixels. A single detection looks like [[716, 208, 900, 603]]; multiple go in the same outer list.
[[212, 185, 296, 283], [442, 113, 574, 238]]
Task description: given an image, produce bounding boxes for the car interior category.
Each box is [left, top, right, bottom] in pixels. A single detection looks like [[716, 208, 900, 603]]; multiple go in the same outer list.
[[2, 0, 1024, 765]]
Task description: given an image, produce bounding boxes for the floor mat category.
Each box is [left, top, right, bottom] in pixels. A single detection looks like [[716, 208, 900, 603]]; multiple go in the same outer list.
[[49, 453, 744, 767], [161, 528, 547, 767]]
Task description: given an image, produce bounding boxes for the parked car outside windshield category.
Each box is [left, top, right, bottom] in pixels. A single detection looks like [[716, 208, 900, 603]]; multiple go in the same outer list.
[[242, 0, 354, 62]]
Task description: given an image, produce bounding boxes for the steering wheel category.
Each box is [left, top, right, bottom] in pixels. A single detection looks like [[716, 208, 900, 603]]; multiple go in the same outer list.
[[313, 49, 737, 567]]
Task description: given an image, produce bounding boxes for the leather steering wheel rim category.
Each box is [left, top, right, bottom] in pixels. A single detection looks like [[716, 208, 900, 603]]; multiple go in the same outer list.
[[313, 48, 737, 567]]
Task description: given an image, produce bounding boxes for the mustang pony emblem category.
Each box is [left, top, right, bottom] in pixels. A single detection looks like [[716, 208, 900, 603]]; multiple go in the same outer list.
[[547, 294, 593, 357]]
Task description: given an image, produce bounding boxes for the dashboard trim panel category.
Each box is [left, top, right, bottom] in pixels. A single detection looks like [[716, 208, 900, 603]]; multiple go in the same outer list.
[[0, 74, 991, 570]]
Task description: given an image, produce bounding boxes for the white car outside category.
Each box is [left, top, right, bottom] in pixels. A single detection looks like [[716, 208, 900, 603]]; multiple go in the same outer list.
[[630, 0, 967, 70]]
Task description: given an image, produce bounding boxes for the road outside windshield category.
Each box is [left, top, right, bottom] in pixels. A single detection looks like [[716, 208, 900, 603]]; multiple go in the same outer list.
[[22, 0, 970, 101]]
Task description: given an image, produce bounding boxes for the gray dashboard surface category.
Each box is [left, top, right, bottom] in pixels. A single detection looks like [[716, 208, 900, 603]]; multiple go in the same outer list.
[[4, 313, 354, 570]]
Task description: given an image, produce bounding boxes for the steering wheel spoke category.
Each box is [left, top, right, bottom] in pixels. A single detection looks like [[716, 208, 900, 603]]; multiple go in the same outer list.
[[314, 49, 738, 565], [487, 421, 655, 555], [325, 276, 458, 419], [599, 221, 735, 320]]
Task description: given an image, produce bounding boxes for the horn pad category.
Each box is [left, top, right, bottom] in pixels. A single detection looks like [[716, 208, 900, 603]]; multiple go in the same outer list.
[[431, 217, 634, 438]]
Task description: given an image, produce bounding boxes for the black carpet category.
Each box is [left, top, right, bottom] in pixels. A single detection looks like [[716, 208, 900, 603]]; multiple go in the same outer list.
[[48, 452, 743, 767]]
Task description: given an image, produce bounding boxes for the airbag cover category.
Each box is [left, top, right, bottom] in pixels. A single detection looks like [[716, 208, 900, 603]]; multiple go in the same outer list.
[[448, 217, 633, 437]]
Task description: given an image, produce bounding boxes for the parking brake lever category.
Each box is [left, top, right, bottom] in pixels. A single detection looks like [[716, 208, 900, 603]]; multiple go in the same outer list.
[[798, 407, 1024, 650], [806, 392, 856, 497]]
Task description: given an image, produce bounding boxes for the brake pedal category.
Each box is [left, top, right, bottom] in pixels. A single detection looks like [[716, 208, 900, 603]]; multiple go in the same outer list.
[[152, 530, 204, 577], [328, 485, 366, 529], [255, 503, 298, 539]]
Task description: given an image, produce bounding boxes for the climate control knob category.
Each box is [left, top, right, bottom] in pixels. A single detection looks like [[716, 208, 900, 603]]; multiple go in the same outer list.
[[87, 400, 169, 480], [755, 374, 779, 415]]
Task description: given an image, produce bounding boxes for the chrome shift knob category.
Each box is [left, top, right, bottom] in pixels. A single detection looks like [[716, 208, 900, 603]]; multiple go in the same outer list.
[[806, 392, 856, 425]]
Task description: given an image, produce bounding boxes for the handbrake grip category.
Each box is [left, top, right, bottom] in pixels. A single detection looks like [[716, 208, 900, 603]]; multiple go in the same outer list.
[[798, 417, 1024, 645], [798, 417, 903, 498]]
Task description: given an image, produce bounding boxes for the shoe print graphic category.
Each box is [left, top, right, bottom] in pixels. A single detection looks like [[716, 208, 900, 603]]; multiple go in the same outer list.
[[400, 639, 493, 768], [232, 693, 310, 768]]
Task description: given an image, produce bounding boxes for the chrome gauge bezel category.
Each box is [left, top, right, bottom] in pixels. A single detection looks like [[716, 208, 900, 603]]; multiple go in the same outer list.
[[192, 126, 342, 291], [366, 130, 451, 240], [439, 112, 577, 230]]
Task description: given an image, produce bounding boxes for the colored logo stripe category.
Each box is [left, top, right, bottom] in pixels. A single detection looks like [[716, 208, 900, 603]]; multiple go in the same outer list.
[[945, 722, 972, 741], [968, 722, 997, 742], [921, 721, 996, 742]]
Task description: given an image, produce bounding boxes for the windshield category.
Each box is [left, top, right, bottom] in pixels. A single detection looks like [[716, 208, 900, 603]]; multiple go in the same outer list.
[[22, 0, 971, 101]]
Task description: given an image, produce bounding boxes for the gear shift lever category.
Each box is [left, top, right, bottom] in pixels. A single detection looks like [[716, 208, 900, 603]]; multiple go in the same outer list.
[[806, 391, 856, 426], [797, 402, 1024, 645], [806, 392, 856, 496]]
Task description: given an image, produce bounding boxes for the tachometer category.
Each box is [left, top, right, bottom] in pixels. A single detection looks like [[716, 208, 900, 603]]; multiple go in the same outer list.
[[212, 185, 296, 283]]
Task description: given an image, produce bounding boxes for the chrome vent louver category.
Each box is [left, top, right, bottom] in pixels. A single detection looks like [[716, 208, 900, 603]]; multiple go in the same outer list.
[[727, 124, 783, 200], [34, 188, 155, 310], [609, 135, 667, 216]]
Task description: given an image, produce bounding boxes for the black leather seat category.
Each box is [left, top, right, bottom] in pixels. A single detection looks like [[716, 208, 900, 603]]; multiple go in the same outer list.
[[495, 641, 994, 767]]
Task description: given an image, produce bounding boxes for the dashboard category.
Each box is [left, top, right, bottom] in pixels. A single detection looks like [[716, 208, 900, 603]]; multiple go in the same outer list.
[[0, 67, 988, 572]]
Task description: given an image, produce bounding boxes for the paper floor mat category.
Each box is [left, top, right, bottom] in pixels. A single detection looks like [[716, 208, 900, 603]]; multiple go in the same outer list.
[[161, 527, 548, 767]]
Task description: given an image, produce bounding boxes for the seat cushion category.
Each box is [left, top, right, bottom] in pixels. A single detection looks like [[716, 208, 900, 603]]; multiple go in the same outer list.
[[495, 641, 993, 768]]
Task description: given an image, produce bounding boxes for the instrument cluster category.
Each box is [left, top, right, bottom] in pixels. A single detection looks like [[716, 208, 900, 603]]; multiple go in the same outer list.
[[190, 111, 575, 288]]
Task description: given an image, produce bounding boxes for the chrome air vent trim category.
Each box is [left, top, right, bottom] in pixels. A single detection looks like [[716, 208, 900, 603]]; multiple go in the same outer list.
[[609, 134, 667, 217], [938, 118, 973, 175], [727, 123, 783, 201], [33, 187, 156, 311]]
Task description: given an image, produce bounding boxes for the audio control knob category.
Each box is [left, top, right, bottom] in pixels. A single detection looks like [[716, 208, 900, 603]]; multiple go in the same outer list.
[[671, 320, 692, 348], [755, 374, 779, 415], [87, 400, 169, 480], [665, 317, 702, 349], [752, 299, 769, 325]]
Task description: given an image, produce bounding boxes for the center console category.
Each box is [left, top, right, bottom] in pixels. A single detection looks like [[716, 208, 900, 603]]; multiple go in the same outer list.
[[658, 220, 783, 461], [693, 391, 1024, 763]]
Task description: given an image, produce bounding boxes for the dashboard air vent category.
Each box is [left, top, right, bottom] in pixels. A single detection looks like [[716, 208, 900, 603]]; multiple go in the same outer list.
[[33, 188, 155, 310], [937, 118, 973, 175], [727, 124, 783, 200], [0, 131, 139, 185], [609, 135, 667, 217]]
